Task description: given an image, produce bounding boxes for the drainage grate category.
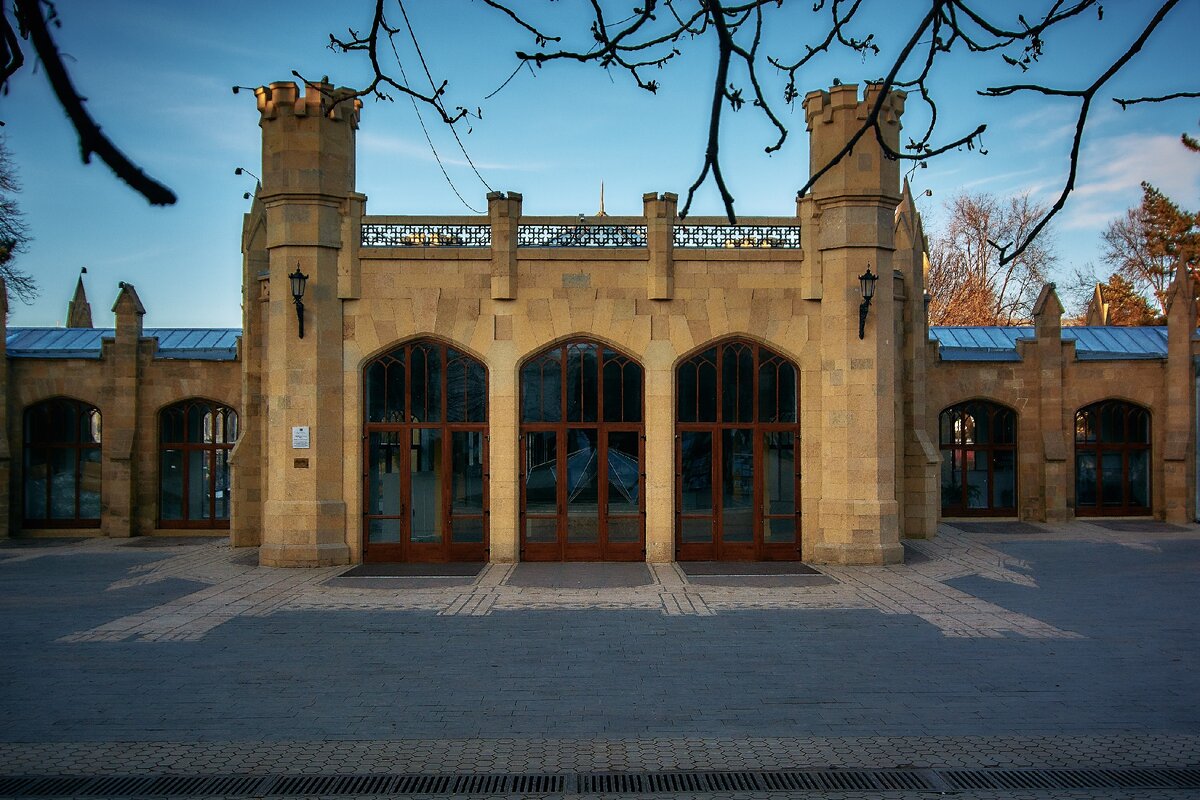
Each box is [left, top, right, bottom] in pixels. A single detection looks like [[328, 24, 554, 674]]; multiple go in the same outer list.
[[4, 767, 1199, 796]]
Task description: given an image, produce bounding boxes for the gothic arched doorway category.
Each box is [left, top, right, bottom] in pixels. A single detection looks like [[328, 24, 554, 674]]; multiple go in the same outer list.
[[362, 340, 488, 562], [676, 339, 801, 561], [519, 340, 645, 561]]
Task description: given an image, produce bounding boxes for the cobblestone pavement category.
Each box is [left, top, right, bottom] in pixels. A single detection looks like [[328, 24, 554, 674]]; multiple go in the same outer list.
[[47, 523, 1112, 643], [1, 522, 1198, 797]]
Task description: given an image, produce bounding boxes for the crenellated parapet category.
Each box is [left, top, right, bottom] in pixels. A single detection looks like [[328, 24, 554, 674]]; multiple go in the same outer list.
[[254, 80, 362, 127], [803, 83, 905, 202], [254, 80, 362, 201]]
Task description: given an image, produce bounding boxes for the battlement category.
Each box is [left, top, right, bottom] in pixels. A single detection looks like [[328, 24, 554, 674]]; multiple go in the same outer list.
[[255, 80, 362, 128], [803, 83, 905, 129]]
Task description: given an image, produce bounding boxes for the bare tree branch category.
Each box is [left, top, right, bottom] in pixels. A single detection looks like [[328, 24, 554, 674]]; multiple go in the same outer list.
[[8, 0, 176, 205], [981, 0, 1182, 265]]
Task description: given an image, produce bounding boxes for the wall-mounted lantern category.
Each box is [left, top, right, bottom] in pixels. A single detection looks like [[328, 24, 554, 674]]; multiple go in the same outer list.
[[289, 264, 309, 339], [858, 265, 878, 340]]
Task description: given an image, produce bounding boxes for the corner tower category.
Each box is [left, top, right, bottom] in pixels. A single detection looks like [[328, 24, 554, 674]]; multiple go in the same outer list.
[[250, 80, 361, 567], [801, 83, 906, 564]]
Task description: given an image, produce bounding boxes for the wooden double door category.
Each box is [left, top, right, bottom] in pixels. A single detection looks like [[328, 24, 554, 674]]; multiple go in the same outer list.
[[677, 425, 800, 560], [363, 425, 488, 563], [520, 425, 644, 561]]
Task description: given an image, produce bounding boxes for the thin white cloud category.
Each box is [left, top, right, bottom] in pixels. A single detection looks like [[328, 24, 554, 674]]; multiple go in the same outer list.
[[358, 132, 550, 172], [1060, 132, 1200, 230]]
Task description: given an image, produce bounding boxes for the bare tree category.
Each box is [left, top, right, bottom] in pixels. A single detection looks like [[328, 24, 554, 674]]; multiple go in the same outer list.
[[453, 0, 1196, 267], [0, 0, 175, 205], [3, 0, 1197, 248], [0, 136, 34, 303], [927, 192, 1055, 325], [1101, 183, 1199, 315]]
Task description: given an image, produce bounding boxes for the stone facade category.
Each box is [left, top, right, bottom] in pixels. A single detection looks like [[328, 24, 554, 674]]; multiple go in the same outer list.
[[2, 79, 1196, 560], [1, 283, 241, 538]]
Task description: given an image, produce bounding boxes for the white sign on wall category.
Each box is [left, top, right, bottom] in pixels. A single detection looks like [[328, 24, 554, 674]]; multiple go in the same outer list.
[[291, 426, 311, 449]]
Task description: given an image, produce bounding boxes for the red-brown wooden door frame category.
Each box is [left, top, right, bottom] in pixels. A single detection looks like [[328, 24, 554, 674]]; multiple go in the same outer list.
[[519, 423, 645, 562], [363, 423, 489, 563], [676, 423, 800, 561]]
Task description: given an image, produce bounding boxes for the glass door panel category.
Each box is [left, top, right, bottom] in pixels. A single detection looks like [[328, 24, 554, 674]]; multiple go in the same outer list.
[[524, 430, 559, 545], [450, 431, 485, 544], [1075, 452, 1097, 507], [366, 431, 405, 550], [606, 431, 641, 544], [187, 449, 210, 522], [680, 431, 714, 545], [721, 428, 754, 544], [762, 432, 796, 545], [1128, 449, 1149, 508], [566, 428, 600, 543], [409, 429, 443, 545], [1100, 452, 1123, 507]]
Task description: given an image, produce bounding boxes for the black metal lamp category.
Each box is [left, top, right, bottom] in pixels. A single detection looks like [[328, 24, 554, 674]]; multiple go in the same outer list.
[[288, 264, 308, 339], [858, 265, 878, 340]]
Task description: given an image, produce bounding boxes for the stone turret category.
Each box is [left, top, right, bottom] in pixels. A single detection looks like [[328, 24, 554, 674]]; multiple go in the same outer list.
[[803, 83, 905, 202], [801, 83, 907, 564], [251, 79, 361, 567], [66, 269, 93, 328]]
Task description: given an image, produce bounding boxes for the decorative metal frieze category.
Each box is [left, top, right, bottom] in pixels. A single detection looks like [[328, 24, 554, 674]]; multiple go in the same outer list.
[[361, 224, 492, 248], [517, 224, 648, 248], [674, 225, 802, 249]]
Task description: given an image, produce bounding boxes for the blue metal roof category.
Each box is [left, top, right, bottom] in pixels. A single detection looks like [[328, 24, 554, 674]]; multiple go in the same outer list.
[[931, 326, 1172, 361], [5, 328, 240, 361]]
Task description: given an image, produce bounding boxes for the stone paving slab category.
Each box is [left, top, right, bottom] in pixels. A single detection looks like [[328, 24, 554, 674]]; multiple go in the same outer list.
[[29, 524, 1134, 641], [3, 735, 1199, 775]]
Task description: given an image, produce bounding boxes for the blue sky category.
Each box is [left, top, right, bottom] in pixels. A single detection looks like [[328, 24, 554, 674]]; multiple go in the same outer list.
[[3, 1, 1198, 327]]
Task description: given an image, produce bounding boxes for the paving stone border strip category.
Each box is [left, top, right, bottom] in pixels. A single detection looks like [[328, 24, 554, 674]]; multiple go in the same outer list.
[[4, 736, 1199, 776], [3, 766, 1200, 797]]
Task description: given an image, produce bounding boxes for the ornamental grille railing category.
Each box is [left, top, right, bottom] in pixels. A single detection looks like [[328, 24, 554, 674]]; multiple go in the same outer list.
[[361, 224, 491, 248], [673, 225, 801, 248], [361, 222, 801, 249], [517, 224, 648, 248]]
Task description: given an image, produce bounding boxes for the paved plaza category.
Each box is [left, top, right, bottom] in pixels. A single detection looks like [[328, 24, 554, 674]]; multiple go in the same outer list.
[[1, 521, 1198, 798]]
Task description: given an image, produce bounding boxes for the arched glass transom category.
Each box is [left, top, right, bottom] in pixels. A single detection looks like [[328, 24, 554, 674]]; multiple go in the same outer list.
[[160, 400, 238, 528], [23, 398, 102, 527], [520, 340, 645, 561], [363, 340, 488, 562], [1074, 400, 1150, 515], [939, 401, 1018, 515], [676, 339, 800, 561]]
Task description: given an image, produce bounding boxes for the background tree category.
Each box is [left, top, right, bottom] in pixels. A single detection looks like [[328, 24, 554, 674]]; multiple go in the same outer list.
[[1100, 182, 1200, 315], [0, 136, 33, 303], [927, 192, 1055, 325], [1097, 274, 1161, 326]]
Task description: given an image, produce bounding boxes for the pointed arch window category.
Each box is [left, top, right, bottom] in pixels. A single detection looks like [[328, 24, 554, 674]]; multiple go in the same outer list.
[[363, 340, 488, 563], [939, 401, 1018, 515], [23, 398, 102, 528], [1074, 400, 1150, 515], [160, 400, 239, 528], [675, 339, 800, 561]]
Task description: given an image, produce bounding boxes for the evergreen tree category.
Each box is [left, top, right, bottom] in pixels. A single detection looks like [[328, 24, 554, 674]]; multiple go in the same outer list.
[[1101, 182, 1199, 315]]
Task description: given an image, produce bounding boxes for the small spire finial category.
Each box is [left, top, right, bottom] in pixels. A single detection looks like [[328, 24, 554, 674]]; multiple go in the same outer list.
[[66, 268, 93, 329], [596, 182, 608, 217]]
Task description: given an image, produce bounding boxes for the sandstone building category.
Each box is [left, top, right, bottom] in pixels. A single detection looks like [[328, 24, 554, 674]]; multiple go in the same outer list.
[[2, 81, 1196, 565]]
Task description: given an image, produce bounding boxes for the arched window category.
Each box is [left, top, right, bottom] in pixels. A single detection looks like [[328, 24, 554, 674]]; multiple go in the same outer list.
[[23, 398, 102, 528], [364, 340, 488, 562], [160, 400, 239, 528], [939, 401, 1018, 515], [520, 340, 644, 561], [676, 339, 800, 561], [1075, 400, 1150, 515]]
